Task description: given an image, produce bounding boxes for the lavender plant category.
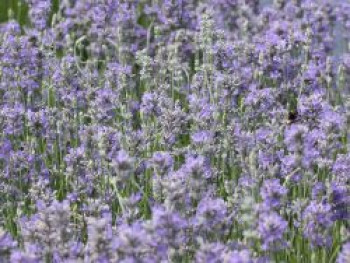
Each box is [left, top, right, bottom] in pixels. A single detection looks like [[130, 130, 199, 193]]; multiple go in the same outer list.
[[0, 0, 349, 262]]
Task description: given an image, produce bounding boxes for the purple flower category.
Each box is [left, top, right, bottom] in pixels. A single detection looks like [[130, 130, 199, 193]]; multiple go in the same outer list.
[[280, 154, 300, 179], [91, 88, 118, 123], [27, 108, 49, 137], [151, 151, 174, 172], [10, 250, 40, 263], [303, 201, 333, 248], [330, 182, 350, 221], [258, 211, 288, 251], [195, 242, 226, 263], [284, 124, 308, 153], [297, 93, 325, 124], [311, 182, 326, 200], [0, 0, 347, 260], [184, 154, 212, 179], [321, 109, 346, 132], [149, 206, 188, 259], [333, 154, 350, 183], [191, 130, 214, 145], [223, 249, 254, 263], [140, 93, 160, 116], [0, 228, 17, 259], [337, 242, 350, 263], [343, 54, 350, 73], [260, 179, 287, 209], [113, 150, 134, 172], [85, 216, 114, 262], [194, 197, 228, 237], [0, 103, 25, 136], [26, 0, 51, 30], [302, 129, 321, 168]]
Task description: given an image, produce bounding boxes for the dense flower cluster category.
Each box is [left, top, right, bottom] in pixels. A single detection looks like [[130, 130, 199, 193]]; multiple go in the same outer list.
[[0, 0, 349, 262]]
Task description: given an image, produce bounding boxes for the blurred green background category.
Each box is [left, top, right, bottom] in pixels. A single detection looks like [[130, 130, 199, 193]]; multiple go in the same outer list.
[[0, 0, 28, 25], [0, 0, 59, 25], [0, 0, 346, 58]]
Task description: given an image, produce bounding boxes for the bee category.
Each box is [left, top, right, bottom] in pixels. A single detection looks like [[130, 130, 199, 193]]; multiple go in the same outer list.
[[287, 111, 298, 124], [214, 130, 222, 139]]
